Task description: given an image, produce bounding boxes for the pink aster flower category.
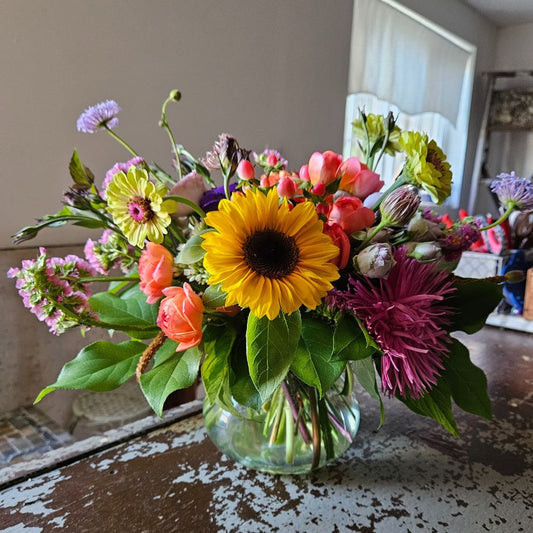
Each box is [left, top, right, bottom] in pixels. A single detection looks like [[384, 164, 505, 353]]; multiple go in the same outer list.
[[331, 247, 456, 398], [101, 157, 144, 199]]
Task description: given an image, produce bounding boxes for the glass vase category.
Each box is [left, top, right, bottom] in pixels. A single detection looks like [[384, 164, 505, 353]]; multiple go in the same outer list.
[[203, 373, 360, 475]]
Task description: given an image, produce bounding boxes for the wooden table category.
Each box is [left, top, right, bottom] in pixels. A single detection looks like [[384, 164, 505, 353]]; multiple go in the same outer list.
[[1, 327, 532, 532]]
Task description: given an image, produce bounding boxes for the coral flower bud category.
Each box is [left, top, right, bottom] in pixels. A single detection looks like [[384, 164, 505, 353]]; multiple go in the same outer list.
[[355, 243, 395, 278], [277, 176, 297, 198], [324, 223, 351, 269], [139, 243, 175, 304], [308, 151, 343, 186], [380, 184, 421, 226], [157, 283, 204, 351], [299, 164, 310, 181], [237, 159, 255, 181], [328, 196, 375, 234]]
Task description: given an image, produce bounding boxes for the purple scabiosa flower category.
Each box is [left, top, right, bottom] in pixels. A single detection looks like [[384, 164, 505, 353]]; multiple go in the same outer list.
[[199, 183, 238, 213], [101, 157, 144, 199], [331, 247, 456, 398], [491, 171, 533, 211], [439, 218, 482, 262], [77, 100, 121, 134], [8, 248, 98, 335], [421, 207, 444, 225]]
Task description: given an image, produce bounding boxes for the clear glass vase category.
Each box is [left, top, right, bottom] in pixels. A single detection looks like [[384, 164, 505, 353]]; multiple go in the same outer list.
[[203, 373, 360, 475]]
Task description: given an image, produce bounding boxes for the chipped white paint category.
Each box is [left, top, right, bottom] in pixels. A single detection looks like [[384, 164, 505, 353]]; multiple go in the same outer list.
[[1, 525, 42, 533]]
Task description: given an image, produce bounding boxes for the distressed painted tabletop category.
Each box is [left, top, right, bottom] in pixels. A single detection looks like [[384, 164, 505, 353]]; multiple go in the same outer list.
[[1, 327, 532, 533]]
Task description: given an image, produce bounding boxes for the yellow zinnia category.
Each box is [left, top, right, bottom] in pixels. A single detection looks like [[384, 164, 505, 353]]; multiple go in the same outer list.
[[201, 188, 340, 320], [106, 166, 177, 248], [399, 131, 452, 205]]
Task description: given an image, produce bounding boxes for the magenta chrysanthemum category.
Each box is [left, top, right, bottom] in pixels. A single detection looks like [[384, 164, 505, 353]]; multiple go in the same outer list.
[[76, 100, 121, 134], [331, 247, 456, 398]]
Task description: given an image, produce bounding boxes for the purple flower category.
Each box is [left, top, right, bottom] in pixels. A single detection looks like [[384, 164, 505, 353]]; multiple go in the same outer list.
[[199, 183, 238, 212], [439, 219, 482, 262], [77, 100, 121, 134], [330, 247, 455, 399], [491, 172, 533, 211], [84, 230, 136, 274]]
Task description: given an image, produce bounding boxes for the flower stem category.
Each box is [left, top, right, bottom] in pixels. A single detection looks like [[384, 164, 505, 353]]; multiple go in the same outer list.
[[309, 387, 321, 470], [104, 125, 140, 158], [281, 381, 312, 445], [478, 205, 514, 231], [370, 174, 407, 211], [166, 195, 206, 218], [284, 402, 295, 464], [160, 91, 183, 181], [78, 275, 140, 283]]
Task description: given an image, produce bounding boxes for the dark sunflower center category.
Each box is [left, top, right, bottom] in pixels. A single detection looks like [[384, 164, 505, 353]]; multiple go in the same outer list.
[[243, 229, 300, 279], [128, 197, 154, 223]]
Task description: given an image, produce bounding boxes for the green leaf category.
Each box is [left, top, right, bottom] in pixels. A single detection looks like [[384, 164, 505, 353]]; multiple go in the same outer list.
[[399, 381, 459, 436], [353, 356, 385, 428], [140, 347, 202, 416], [290, 316, 345, 397], [90, 290, 158, 332], [34, 340, 146, 403], [201, 323, 237, 410], [176, 230, 211, 263], [202, 284, 227, 309], [331, 316, 377, 362], [449, 279, 503, 333], [443, 338, 492, 419], [246, 311, 301, 403], [69, 148, 94, 187], [229, 335, 262, 411]]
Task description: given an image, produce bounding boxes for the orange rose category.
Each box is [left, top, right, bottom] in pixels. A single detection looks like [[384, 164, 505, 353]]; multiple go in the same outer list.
[[139, 243, 174, 304], [328, 196, 375, 234], [157, 283, 204, 351], [323, 222, 351, 269]]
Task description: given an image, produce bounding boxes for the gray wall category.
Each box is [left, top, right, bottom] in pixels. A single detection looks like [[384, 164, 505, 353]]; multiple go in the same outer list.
[[0, 0, 512, 427], [1, 0, 354, 423]]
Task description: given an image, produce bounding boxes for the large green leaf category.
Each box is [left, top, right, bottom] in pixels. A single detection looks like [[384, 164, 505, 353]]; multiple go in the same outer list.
[[201, 323, 237, 410], [34, 340, 146, 402], [202, 284, 227, 309], [399, 380, 458, 436], [331, 316, 377, 362], [443, 338, 492, 420], [140, 347, 202, 416], [353, 356, 385, 428], [246, 311, 301, 403], [229, 335, 262, 411], [448, 279, 503, 334], [89, 290, 159, 338], [290, 316, 345, 397]]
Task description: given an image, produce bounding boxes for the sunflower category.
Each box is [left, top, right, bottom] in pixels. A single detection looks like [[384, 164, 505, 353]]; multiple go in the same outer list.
[[201, 188, 340, 319], [106, 166, 177, 248], [400, 131, 452, 205]]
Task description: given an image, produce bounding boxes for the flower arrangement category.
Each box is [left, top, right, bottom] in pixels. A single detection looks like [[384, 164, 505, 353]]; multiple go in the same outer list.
[[9, 91, 529, 472]]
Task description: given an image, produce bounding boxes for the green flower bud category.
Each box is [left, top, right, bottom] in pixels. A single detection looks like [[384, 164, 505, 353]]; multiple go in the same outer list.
[[380, 184, 421, 226]]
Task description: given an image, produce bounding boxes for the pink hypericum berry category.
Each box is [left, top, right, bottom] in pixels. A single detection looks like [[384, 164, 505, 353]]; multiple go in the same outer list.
[[237, 160, 255, 181], [267, 154, 278, 166], [277, 176, 297, 198]]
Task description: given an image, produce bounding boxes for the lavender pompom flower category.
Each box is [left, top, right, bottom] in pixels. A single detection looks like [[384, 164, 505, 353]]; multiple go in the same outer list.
[[491, 172, 533, 211], [77, 100, 121, 134]]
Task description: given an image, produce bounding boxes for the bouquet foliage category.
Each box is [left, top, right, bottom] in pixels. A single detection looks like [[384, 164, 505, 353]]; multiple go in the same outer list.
[[10, 91, 530, 450]]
